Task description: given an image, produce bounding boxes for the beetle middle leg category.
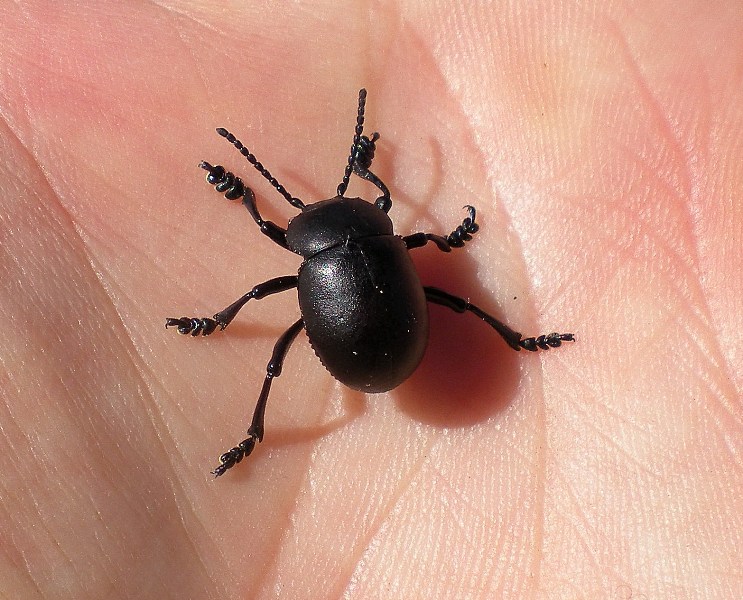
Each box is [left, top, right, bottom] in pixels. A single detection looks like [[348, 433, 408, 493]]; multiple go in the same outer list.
[[404, 205, 480, 252], [212, 318, 305, 477], [166, 275, 298, 336], [424, 286, 575, 351]]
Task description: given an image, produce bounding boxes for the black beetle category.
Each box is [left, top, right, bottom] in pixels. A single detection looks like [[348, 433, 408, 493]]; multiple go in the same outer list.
[[167, 89, 574, 476]]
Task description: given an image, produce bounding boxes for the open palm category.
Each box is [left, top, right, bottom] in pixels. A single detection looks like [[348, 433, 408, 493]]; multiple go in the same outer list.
[[1, 2, 741, 598]]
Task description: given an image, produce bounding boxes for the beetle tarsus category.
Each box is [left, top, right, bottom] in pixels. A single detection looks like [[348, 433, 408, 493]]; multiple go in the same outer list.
[[446, 205, 479, 248], [199, 162, 246, 200], [403, 206, 480, 252], [353, 132, 379, 171], [518, 332, 575, 351], [350, 132, 393, 211], [212, 435, 258, 477], [165, 316, 222, 336]]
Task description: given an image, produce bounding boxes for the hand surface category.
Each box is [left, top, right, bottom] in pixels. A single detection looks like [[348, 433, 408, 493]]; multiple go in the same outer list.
[[1, 2, 741, 598]]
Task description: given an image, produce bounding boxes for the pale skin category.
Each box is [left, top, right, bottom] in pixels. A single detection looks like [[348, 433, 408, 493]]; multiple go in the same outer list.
[[1, 2, 742, 599]]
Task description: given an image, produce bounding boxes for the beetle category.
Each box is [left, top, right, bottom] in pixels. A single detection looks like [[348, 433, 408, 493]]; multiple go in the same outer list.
[[167, 89, 574, 476]]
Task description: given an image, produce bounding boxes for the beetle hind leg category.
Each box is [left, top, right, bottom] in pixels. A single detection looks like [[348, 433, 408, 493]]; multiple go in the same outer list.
[[212, 318, 305, 477], [424, 286, 575, 352]]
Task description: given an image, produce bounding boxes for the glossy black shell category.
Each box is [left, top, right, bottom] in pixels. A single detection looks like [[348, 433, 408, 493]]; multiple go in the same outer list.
[[286, 197, 428, 392]]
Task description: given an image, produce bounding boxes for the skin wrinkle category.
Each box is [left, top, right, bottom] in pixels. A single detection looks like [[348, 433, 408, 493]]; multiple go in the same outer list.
[[334, 435, 436, 598], [627, 301, 735, 442], [23, 483, 80, 594], [425, 47, 553, 600], [253, 453, 307, 597], [0, 121, 149, 489], [556, 480, 613, 584], [577, 412, 666, 481], [426, 459, 513, 593], [66, 258, 223, 595], [430, 440, 530, 596], [431, 458, 500, 530], [62, 156, 253, 559], [554, 319, 735, 596], [446, 62, 567, 600], [557, 471, 638, 591], [2, 110, 222, 600], [75, 252, 229, 596], [145, 0, 218, 126], [609, 19, 742, 410], [605, 18, 691, 172], [252, 379, 348, 596], [82, 274, 224, 593], [146, 0, 222, 34], [536, 14, 740, 592]]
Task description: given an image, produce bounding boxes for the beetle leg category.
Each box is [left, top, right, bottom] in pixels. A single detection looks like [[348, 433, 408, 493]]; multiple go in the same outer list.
[[424, 286, 575, 352], [199, 162, 292, 251], [351, 130, 391, 210], [403, 232, 451, 252], [165, 276, 298, 336], [239, 186, 292, 250], [353, 162, 392, 213], [212, 318, 305, 477], [445, 205, 479, 247], [404, 206, 480, 251]]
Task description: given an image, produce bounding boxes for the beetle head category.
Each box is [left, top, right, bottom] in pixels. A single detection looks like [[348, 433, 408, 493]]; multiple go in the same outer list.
[[286, 196, 393, 257]]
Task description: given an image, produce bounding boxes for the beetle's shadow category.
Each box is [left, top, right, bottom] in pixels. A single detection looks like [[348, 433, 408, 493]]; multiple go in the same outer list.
[[391, 244, 520, 429], [211, 387, 367, 482], [273, 390, 365, 446], [354, 132, 518, 428], [353, 137, 520, 428], [369, 130, 515, 428]]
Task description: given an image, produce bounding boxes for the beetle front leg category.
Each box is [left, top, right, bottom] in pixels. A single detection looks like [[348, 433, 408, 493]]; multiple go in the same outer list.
[[424, 286, 575, 351], [212, 318, 305, 477], [199, 162, 292, 250], [335, 90, 393, 212], [166, 275, 298, 336], [404, 206, 480, 252]]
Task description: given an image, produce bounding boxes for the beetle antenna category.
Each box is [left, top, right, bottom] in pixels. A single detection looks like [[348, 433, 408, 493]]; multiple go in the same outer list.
[[216, 128, 305, 210], [337, 88, 367, 197]]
